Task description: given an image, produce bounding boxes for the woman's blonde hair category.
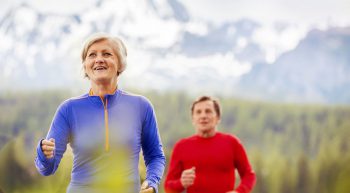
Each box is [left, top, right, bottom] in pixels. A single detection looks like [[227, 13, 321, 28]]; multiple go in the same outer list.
[[81, 33, 127, 77]]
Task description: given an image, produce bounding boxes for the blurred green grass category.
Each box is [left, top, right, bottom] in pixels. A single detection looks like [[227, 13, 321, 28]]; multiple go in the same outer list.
[[1, 91, 350, 193]]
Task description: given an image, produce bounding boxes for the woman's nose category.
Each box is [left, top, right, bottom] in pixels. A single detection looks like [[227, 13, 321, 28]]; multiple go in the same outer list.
[[95, 55, 104, 63]]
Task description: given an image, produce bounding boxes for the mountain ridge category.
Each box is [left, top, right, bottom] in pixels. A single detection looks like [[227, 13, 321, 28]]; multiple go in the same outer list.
[[0, 1, 349, 104]]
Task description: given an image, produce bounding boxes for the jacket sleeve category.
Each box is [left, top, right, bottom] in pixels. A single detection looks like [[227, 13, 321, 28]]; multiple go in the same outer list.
[[164, 142, 185, 193], [34, 100, 71, 176], [141, 98, 166, 193], [233, 138, 257, 193]]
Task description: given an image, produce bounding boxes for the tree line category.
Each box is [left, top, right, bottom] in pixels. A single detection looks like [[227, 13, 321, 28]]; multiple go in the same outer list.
[[0, 90, 349, 193]]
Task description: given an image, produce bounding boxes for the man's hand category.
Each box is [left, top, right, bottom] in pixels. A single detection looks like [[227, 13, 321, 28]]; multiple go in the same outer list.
[[41, 138, 55, 159], [181, 167, 196, 189], [140, 180, 155, 193]]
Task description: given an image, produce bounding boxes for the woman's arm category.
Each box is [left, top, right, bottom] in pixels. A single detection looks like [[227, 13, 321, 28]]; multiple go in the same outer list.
[[35, 100, 71, 176], [141, 99, 166, 193]]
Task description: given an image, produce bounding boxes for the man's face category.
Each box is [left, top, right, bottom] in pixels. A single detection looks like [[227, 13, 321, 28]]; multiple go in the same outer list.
[[192, 100, 220, 134]]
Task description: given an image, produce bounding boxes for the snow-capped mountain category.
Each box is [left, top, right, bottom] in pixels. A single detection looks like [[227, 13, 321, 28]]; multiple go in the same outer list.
[[239, 27, 350, 103], [1, 0, 349, 104]]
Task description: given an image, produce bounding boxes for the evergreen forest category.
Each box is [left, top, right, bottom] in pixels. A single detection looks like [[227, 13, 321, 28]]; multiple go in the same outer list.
[[0, 90, 349, 193]]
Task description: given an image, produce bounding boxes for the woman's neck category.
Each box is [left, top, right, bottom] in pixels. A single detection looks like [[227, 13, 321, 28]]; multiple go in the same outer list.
[[90, 83, 117, 97]]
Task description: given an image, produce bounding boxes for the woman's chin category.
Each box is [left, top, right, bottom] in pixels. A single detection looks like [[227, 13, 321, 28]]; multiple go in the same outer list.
[[92, 77, 115, 84], [91, 75, 116, 83]]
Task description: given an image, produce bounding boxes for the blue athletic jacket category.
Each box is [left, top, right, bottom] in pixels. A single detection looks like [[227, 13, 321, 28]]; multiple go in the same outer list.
[[35, 89, 165, 193]]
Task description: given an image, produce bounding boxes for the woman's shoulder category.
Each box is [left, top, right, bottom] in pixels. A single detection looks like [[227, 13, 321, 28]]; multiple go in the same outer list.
[[119, 90, 152, 105], [58, 93, 89, 108]]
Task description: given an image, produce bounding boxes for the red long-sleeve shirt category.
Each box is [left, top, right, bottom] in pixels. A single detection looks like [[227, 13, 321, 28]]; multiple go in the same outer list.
[[164, 132, 256, 193]]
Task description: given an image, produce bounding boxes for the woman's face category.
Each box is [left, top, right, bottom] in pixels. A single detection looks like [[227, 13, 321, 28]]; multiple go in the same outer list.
[[84, 40, 119, 85]]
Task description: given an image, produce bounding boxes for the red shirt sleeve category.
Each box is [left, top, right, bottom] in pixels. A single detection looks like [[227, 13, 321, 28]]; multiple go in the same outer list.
[[164, 141, 185, 193], [233, 137, 256, 193]]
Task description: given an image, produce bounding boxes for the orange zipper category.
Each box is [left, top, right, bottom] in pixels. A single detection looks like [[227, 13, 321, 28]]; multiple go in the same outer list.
[[100, 96, 109, 152]]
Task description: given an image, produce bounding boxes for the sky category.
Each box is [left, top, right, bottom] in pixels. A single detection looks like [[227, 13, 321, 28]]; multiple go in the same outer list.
[[2, 0, 348, 62], [1, 0, 349, 93], [178, 0, 350, 63], [2, 0, 349, 27], [178, 0, 350, 27]]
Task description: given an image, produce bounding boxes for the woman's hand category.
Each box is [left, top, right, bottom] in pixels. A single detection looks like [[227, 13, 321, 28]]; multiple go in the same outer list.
[[140, 181, 155, 193], [41, 138, 55, 159]]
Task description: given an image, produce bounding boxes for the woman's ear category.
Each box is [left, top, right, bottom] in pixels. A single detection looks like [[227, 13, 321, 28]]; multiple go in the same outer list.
[[82, 63, 89, 79]]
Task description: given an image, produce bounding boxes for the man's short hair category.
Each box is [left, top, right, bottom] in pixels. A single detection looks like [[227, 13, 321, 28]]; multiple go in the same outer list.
[[191, 96, 221, 118]]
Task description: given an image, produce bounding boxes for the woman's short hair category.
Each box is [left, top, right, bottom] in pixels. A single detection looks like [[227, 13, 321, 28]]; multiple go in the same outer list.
[[191, 96, 221, 118], [81, 33, 127, 77]]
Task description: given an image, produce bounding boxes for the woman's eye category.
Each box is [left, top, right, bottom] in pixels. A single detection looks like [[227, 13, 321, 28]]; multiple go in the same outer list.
[[103, 53, 112, 56], [88, 53, 96, 57]]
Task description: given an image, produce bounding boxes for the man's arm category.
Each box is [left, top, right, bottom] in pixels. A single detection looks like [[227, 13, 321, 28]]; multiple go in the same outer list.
[[164, 142, 187, 193], [233, 138, 256, 193]]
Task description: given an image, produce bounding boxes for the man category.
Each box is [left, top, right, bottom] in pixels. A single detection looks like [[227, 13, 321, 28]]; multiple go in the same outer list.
[[164, 96, 256, 193]]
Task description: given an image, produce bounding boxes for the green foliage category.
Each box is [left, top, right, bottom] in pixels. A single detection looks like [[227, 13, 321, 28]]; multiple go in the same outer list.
[[0, 132, 72, 193], [0, 90, 349, 193]]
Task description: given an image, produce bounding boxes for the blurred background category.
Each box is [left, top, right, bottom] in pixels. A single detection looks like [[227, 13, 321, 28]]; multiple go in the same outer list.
[[0, 0, 349, 192]]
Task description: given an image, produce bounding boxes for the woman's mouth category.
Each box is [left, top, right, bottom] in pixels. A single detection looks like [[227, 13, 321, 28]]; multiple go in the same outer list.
[[93, 66, 108, 71]]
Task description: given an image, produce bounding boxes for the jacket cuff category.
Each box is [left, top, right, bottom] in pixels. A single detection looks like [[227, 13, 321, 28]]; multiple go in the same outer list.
[[36, 139, 54, 167], [146, 180, 158, 193]]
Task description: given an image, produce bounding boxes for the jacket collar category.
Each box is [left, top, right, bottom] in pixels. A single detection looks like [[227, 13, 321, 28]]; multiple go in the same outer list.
[[87, 88, 121, 108]]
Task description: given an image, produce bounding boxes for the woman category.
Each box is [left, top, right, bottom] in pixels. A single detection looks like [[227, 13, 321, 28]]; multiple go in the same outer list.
[[35, 33, 165, 193]]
